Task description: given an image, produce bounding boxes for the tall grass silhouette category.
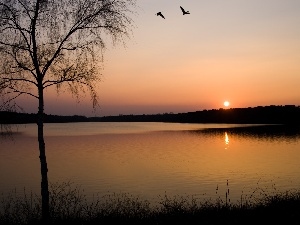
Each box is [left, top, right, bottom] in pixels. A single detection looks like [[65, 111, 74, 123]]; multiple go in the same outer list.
[[1, 181, 300, 224]]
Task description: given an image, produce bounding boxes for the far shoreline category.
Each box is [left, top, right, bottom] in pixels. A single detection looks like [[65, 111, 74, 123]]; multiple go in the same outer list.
[[1, 105, 300, 125]]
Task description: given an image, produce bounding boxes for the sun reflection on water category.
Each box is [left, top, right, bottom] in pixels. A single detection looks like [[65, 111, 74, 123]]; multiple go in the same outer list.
[[225, 132, 229, 149]]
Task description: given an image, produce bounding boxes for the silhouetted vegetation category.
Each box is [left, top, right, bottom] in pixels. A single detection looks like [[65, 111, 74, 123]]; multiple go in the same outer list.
[[98, 105, 300, 124], [0, 111, 88, 124], [1, 182, 300, 225], [1, 105, 300, 125]]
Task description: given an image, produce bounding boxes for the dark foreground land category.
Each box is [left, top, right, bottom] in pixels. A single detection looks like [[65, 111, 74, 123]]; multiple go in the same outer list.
[[1, 182, 300, 225], [1, 105, 300, 124]]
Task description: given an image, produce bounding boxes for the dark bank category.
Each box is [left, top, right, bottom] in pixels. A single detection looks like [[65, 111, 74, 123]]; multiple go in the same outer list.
[[1, 181, 300, 225], [1, 105, 300, 125]]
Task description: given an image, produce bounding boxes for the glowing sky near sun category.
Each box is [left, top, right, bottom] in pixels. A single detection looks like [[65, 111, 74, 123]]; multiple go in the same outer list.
[[18, 0, 300, 116]]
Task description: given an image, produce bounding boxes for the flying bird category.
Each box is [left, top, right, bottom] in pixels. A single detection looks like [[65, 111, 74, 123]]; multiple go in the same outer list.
[[156, 12, 165, 19], [180, 6, 190, 15]]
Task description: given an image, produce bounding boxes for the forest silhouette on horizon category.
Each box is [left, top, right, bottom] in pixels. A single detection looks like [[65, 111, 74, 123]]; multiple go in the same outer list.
[[1, 105, 299, 125]]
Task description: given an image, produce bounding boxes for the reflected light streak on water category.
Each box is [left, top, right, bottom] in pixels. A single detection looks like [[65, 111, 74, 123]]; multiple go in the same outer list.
[[225, 132, 229, 149]]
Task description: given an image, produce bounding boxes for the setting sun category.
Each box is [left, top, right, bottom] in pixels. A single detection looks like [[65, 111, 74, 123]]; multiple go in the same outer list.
[[224, 101, 230, 107]]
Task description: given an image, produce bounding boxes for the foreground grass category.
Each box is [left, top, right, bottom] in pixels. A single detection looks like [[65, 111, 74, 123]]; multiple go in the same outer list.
[[1, 182, 300, 225]]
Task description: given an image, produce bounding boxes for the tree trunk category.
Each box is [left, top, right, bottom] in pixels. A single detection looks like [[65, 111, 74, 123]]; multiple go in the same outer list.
[[37, 85, 50, 222]]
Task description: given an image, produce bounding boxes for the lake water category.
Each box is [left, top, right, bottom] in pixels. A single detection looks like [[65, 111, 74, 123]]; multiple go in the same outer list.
[[1, 122, 300, 205]]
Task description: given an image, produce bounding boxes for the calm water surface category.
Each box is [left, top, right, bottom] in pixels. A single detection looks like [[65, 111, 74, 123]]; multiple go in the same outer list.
[[1, 122, 300, 205]]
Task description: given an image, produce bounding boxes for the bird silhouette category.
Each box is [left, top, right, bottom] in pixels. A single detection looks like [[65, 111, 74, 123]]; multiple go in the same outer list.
[[180, 6, 190, 15], [156, 12, 165, 19]]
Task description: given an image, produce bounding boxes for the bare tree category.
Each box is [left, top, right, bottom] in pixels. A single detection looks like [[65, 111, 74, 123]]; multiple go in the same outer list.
[[0, 0, 135, 221]]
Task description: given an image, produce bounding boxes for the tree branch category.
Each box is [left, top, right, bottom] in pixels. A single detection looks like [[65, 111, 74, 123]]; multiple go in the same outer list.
[[2, 77, 38, 86], [6, 88, 38, 99], [16, 0, 34, 20]]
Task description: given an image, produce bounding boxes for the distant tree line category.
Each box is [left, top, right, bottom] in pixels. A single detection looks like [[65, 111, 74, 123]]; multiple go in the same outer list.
[[1, 105, 300, 125], [0, 111, 88, 124], [95, 105, 300, 124]]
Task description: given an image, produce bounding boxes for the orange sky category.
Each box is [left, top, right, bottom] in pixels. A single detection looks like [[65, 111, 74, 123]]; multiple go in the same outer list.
[[19, 0, 300, 116]]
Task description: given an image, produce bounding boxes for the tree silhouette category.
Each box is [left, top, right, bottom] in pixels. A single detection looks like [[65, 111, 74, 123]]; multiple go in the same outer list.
[[0, 0, 135, 221]]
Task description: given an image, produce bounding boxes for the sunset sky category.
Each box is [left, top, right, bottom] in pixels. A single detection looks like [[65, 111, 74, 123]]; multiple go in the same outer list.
[[20, 0, 300, 116]]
